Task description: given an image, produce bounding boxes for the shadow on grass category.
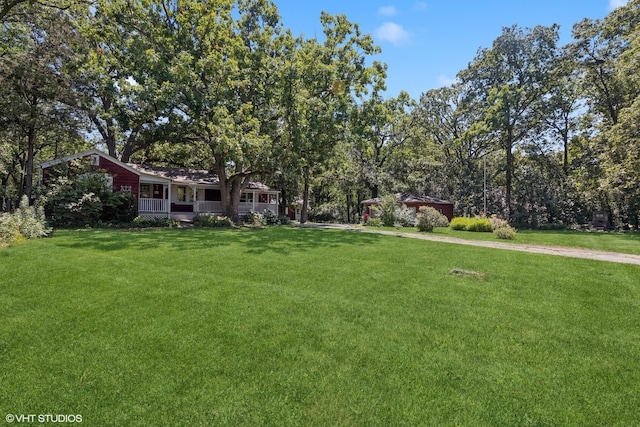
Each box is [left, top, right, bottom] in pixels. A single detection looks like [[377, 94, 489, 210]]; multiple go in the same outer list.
[[51, 226, 382, 255]]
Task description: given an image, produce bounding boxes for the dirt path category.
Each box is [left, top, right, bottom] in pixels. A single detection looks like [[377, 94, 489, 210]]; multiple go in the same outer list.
[[299, 223, 640, 266]]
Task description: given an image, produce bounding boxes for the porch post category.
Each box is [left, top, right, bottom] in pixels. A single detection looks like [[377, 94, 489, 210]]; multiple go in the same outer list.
[[167, 183, 172, 218], [191, 185, 198, 213], [252, 191, 256, 212]]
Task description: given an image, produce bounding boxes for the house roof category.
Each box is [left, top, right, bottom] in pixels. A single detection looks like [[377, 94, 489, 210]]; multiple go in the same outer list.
[[40, 149, 275, 191], [127, 164, 272, 190], [362, 192, 453, 205]]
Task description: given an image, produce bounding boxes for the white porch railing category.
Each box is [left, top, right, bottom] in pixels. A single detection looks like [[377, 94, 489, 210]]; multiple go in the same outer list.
[[197, 201, 223, 213], [238, 202, 277, 214], [139, 198, 168, 213], [254, 202, 277, 213]]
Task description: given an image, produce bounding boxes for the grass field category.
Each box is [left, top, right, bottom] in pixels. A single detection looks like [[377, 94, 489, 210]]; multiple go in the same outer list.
[[369, 225, 640, 255], [1, 227, 640, 425]]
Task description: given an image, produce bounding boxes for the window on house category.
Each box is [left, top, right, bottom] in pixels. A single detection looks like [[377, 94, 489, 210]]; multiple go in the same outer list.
[[140, 184, 151, 198], [177, 186, 187, 202], [240, 192, 253, 203]]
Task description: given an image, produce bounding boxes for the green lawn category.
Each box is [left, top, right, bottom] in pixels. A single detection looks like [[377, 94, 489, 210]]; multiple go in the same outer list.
[[1, 227, 640, 425], [368, 225, 640, 255]]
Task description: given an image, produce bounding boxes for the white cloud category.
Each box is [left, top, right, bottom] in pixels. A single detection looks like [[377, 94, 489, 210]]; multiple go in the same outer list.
[[437, 75, 458, 87], [376, 22, 412, 46], [378, 5, 398, 17], [414, 1, 428, 11], [609, 0, 629, 10]]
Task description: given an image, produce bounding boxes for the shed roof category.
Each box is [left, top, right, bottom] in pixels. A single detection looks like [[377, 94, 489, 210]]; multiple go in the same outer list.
[[362, 192, 453, 205]]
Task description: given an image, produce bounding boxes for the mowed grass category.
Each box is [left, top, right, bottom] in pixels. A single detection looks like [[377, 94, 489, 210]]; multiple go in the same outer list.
[[1, 227, 640, 426], [374, 226, 640, 255]]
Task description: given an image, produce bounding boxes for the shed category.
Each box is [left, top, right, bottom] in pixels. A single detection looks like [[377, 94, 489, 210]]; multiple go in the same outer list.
[[362, 192, 454, 221]]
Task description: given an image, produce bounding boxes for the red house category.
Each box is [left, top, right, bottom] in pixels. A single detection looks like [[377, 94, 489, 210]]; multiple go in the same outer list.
[[39, 149, 279, 220], [362, 192, 454, 221]]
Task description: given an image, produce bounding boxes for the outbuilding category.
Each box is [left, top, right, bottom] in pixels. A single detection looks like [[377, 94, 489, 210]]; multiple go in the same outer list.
[[362, 192, 454, 221]]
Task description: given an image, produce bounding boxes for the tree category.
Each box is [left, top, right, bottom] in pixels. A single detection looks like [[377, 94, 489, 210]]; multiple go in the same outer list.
[[73, 0, 181, 162], [0, 10, 83, 201], [281, 12, 384, 223], [459, 24, 559, 219], [350, 87, 415, 199], [167, 0, 287, 221], [409, 83, 494, 216]]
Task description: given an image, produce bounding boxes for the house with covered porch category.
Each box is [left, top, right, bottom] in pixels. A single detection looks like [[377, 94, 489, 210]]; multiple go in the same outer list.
[[39, 149, 279, 220]]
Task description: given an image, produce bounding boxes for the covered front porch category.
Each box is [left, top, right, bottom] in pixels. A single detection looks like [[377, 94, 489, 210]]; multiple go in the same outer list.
[[137, 182, 279, 219]]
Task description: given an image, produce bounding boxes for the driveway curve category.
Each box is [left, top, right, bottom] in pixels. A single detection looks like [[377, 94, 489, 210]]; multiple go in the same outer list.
[[298, 223, 640, 266]]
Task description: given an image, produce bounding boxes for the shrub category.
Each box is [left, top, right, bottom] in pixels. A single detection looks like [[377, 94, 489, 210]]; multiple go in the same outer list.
[[262, 209, 280, 225], [242, 211, 264, 226], [450, 216, 492, 232], [467, 218, 492, 232], [416, 206, 449, 232], [489, 216, 509, 230], [0, 213, 20, 246], [377, 195, 398, 227], [193, 214, 234, 228], [450, 217, 470, 231], [0, 196, 51, 247], [365, 217, 383, 227], [46, 171, 137, 227], [394, 204, 415, 228], [278, 216, 292, 225], [101, 191, 138, 224], [132, 216, 179, 228], [494, 225, 517, 240]]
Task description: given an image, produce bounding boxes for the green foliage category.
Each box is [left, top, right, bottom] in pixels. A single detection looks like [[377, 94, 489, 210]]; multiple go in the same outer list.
[[394, 204, 415, 228], [450, 217, 470, 230], [46, 170, 136, 227], [132, 216, 179, 228], [278, 216, 292, 225], [416, 206, 449, 232], [365, 217, 383, 227], [494, 225, 517, 239], [261, 209, 280, 226], [450, 216, 493, 232], [489, 216, 509, 230], [242, 211, 264, 226], [371, 195, 399, 227], [193, 214, 234, 228], [0, 195, 50, 247]]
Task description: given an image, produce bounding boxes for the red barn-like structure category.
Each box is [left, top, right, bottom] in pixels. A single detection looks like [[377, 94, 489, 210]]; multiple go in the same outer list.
[[362, 193, 454, 221]]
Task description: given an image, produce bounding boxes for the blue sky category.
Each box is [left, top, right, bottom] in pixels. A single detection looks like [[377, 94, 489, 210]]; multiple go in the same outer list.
[[274, 0, 629, 99]]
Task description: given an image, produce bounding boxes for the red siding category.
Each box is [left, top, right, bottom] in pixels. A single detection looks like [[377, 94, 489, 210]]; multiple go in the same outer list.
[[97, 156, 140, 199], [41, 153, 140, 200], [364, 201, 454, 221]]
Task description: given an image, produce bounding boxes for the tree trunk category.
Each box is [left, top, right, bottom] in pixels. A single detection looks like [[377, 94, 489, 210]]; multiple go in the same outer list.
[[371, 184, 379, 199], [300, 166, 310, 224], [24, 123, 36, 202], [505, 127, 514, 220]]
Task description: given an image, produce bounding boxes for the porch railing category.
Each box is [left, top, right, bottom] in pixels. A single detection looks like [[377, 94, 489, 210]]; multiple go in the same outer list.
[[139, 198, 168, 213], [196, 201, 223, 213]]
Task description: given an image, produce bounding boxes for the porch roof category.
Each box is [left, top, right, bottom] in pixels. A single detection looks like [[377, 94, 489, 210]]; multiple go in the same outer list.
[[128, 164, 274, 191]]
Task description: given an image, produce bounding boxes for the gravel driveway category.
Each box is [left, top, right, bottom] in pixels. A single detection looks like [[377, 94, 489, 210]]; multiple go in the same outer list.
[[300, 223, 640, 266]]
